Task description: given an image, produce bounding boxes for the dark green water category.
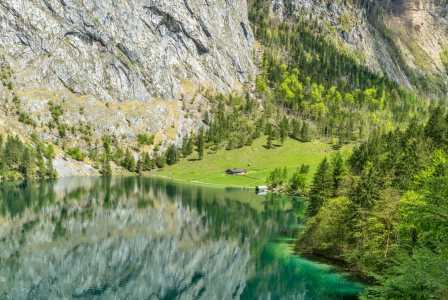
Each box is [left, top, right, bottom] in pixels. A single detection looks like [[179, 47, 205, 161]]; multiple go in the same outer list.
[[0, 176, 367, 299]]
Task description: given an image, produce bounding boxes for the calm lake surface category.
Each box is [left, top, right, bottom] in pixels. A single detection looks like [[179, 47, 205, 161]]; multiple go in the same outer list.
[[0, 176, 367, 299]]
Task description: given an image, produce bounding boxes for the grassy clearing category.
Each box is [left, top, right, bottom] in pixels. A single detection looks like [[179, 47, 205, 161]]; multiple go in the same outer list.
[[155, 136, 353, 188]]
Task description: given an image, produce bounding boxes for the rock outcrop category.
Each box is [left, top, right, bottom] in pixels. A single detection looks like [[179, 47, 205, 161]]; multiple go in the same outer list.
[[0, 0, 255, 158], [273, 0, 448, 93]]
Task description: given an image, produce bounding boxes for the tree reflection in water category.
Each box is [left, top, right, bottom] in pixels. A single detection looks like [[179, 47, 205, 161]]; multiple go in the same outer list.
[[0, 177, 365, 299]]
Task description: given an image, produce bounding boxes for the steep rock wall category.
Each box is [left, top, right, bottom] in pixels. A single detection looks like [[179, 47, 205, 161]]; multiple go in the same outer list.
[[272, 0, 448, 93], [0, 0, 255, 153]]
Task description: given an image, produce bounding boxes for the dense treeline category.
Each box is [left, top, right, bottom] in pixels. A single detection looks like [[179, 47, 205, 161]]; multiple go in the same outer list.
[[0, 133, 57, 179], [300, 107, 448, 299]]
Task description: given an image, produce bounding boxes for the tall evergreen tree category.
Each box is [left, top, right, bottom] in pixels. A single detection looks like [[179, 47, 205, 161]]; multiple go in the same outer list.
[[301, 122, 311, 142], [136, 159, 142, 175], [20, 147, 32, 178], [101, 159, 112, 176], [424, 106, 446, 148], [197, 126, 205, 160], [308, 157, 333, 217]]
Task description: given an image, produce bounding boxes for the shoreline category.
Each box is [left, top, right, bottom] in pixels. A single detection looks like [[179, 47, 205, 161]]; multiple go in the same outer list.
[[149, 174, 256, 189], [298, 249, 375, 284]]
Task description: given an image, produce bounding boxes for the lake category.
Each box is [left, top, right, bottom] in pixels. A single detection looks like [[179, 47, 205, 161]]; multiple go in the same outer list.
[[0, 176, 367, 299]]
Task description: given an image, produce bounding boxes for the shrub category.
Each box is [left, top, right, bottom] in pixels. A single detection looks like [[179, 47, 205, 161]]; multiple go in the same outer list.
[[66, 148, 86, 161], [137, 133, 155, 146]]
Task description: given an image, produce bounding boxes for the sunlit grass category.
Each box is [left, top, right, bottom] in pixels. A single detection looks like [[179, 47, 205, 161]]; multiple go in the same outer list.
[[155, 136, 353, 187]]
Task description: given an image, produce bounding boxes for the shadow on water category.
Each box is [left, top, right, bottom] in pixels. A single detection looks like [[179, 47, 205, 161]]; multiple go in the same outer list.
[[0, 176, 367, 299]]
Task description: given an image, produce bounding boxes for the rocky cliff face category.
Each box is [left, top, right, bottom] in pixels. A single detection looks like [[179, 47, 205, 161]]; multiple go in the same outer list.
[[0, 0, 255, 156], [274, 0, 448, 93]]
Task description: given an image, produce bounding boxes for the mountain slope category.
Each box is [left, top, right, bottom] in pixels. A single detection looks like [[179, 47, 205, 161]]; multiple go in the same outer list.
[[0, 0, 255, 148], [267, 0, 448, 95]]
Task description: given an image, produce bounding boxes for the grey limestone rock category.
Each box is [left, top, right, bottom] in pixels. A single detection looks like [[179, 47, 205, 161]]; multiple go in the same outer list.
[[0, 0, 255, 168]]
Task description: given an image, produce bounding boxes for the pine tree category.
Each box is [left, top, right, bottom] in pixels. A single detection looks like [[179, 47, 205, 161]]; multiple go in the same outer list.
[[136, 159, 142, 175], [204, 111, 209, 125], [308, 157, 333, 217], [128, 155, 136, 172], [280, 116, 289, 145], [101, 159, 112, 176], [266, 123, 273, 149], [282, 166, 288, 180], [299, 163, 310, 175], [331, 152, 345, 195], [301, 122, 311, 142], [143, 151, 151, 171], [187, 134, 194, 156], [182, 135, 189, 157], [292, 119, 301, 139], [197, 126, 205, 160], [424, 106, 446, 147], [21, 147, 32, 178], [36, 149, 46, 177], [156, 153, 166, 168], [46, 156, 55, 177]]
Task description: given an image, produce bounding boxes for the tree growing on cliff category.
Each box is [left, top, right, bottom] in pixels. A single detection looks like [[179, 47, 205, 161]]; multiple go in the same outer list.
[[101, 159, 112, 176]]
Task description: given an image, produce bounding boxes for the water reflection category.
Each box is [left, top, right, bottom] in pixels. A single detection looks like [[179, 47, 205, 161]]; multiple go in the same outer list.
[[0, 177, 365, 299]]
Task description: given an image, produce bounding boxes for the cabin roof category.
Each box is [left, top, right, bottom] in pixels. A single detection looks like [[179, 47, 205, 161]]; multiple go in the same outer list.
[[227, 169, 246, 172]]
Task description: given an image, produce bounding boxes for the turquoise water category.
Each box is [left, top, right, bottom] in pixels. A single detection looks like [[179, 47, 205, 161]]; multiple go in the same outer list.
[[0, 176, 366, 299]]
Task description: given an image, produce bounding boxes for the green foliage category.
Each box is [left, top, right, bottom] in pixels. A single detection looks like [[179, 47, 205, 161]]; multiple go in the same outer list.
[[0, 134, 58, 179], [300, 122, 311, 142], [266, 166, 288, 189], [66, 148, 86, 161], [307, 157, 333, 217], [360, 248, 448, 300], [300, 108, 448, 297], [289, 173, 308, 194], [197, 126, 205, 160], [101, 159, 112, 176], [18, 113, 37, 128], [440, 47, 448, 74], [121, 148, 136, 172], [165, 144, 180, 165], [137, 133, 155, 146], [256, 75, 266, 93]]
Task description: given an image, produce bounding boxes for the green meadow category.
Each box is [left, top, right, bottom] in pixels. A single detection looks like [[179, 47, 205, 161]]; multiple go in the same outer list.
[[154, 136, 353, 188]]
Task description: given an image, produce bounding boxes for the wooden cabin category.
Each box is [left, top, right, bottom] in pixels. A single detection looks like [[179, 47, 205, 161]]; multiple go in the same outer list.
[[226, 169, 247, 175]]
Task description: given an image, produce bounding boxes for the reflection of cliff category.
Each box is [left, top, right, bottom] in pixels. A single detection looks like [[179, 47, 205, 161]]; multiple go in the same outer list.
[[0, 189, 249, 299], [0, 177, 298, 299]]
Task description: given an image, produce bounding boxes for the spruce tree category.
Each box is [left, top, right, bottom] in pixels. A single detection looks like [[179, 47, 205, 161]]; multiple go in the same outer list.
[[182, 135, 189, 157], [266, 123, 273, 149], [136, 159, 142, 175], [46, 156, 55, 177], [308, 157, 333, 217], [101, 159, 112, 176], [331, 152, 345, 195], [21, 147, 32, 178], [301, 122, 311, 142], [187, 134, 194, 156], [292, 119, 301, 139], [197, 126, 205, 160], [424, 106, 446, 147], [128, 155, 136, 172]]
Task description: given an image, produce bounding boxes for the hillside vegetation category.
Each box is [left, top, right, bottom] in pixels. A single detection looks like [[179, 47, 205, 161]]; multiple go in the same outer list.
[[155, 136, 352, 187]]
